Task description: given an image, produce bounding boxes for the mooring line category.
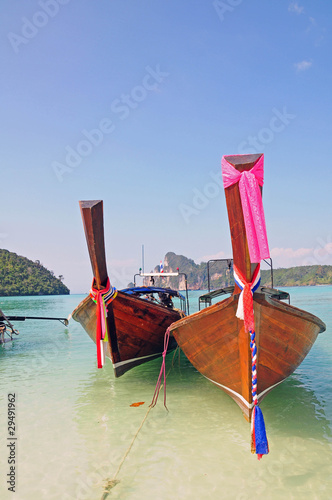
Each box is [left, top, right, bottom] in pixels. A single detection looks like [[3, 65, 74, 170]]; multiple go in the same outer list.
[[100, 347, 180, 499]]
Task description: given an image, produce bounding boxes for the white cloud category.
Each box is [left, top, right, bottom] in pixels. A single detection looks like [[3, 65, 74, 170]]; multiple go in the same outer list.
[[308, 16, 317, 27], [294, 60, 312, 72], [196, 242, 332, 269], [271, 243, 332, 268], [288, 2, 304, 14], [196, 250, 226, 264]]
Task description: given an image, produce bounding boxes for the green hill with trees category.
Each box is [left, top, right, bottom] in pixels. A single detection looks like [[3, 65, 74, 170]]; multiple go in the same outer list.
[[261, 265, 332, 287], [0, 249, 70, 296], [146, 252, 332, 290]]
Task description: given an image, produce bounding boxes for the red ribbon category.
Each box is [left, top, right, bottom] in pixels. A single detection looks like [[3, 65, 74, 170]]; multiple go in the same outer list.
[[90, 278, 111, 368]]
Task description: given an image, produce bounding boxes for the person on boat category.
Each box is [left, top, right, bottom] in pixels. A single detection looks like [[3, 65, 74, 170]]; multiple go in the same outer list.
[[144, 293, 157, 303], [158, 291, 174, 309]]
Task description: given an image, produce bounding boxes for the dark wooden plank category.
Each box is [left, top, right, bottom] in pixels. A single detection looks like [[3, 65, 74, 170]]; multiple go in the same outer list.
[[79, 200, 108, 289], [71, 291, 181, 374]]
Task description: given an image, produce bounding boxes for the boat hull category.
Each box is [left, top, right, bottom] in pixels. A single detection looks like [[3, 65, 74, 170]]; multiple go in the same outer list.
[[72, 291, 181, 377], [170, 292, 325, 420]]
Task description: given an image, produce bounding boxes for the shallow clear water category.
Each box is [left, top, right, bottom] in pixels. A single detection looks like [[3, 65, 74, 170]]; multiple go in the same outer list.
[[0, 288, 331, 499]]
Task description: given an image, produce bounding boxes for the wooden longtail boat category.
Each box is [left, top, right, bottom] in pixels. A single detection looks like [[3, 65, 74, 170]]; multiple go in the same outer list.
[[169, 154, 326, 427], [0, 308, 18, 344], [0, 308, 68, 344], [71, 200, 187, 377]]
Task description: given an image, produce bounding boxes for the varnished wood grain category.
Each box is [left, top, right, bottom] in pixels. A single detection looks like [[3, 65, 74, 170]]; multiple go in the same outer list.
[[169, 154, 326, 420], [72, 291, 181, 377], [75, 199, 182, 376], [79, 200, 108, 289], [171, 292, 324, 419]]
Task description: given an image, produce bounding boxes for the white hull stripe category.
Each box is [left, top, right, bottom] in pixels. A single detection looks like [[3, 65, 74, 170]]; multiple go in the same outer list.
[[112, 352, 162, 369], [204, 375, 286, 409]]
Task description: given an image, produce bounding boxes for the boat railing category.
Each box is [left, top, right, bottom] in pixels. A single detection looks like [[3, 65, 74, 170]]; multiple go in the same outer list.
[[133, 271, 190, 315], [199, 257, 290, 309], [197, 258, 234, 309], [207, 258, 233, 292], [206, 257, 275, 291], [199, 286, 234, 310], [198, 285, 290, 310], [263, 258, 274, 288], [259, 287, 290, 304]]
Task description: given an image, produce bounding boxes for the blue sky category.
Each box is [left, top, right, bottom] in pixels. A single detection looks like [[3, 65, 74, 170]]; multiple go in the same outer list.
[[1, 0, 332, 293]]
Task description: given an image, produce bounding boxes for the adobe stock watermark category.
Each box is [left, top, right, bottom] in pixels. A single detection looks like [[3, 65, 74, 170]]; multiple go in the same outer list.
[[8, 0, 72, 54], [213, 0, 243, 23], [302, 235, 332, 266], [237, 107, 296, 154], [179, 106, 296, 224], [61, 463, 113, 500], [110, 266, 136, 289], [52, 65, 169, 182]]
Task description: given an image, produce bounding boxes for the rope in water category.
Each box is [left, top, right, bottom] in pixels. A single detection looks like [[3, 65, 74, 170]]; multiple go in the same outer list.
[[100, 346, 180, 499], [100, 405, 153, 498]]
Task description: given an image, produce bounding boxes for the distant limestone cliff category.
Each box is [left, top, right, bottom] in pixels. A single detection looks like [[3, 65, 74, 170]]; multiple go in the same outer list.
[[146, 252, 332, 290], [144, 252, 233, 290], [0, 249, 70, 296]]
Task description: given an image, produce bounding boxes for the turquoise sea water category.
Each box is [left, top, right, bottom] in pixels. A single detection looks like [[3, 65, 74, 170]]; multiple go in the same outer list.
[[0, 287, 331, 500]]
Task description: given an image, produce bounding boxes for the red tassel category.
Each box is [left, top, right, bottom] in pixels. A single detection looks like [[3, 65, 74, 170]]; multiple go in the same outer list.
[[251, 405, 269, 459]]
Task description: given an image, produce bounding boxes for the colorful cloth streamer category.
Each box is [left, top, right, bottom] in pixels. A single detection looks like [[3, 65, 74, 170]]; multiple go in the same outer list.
[[90, 278, 117, 369], [233, 264, 261, 331], [233, 264, 269, 458], [222, 155, 270, 263]]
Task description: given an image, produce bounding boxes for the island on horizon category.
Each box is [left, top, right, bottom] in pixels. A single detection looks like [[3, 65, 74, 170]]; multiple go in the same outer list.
[[0, 249, 70, 297], [136, 252, 332, 290]]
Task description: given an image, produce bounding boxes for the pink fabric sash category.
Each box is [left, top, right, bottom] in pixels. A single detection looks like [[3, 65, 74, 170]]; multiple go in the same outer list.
[[222, 155, 270, 263]]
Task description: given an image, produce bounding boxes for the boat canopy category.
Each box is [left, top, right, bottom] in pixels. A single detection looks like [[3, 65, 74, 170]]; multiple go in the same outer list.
[[121, 286, 185, 301]]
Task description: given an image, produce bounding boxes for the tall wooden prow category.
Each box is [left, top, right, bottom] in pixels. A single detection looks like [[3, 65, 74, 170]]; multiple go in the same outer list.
[[79, 199, 120, 364], [223, 153, 263, 290], [72, 200, 185, 376], [79, 200, 109, 290], [169, 152, 325, 430]]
